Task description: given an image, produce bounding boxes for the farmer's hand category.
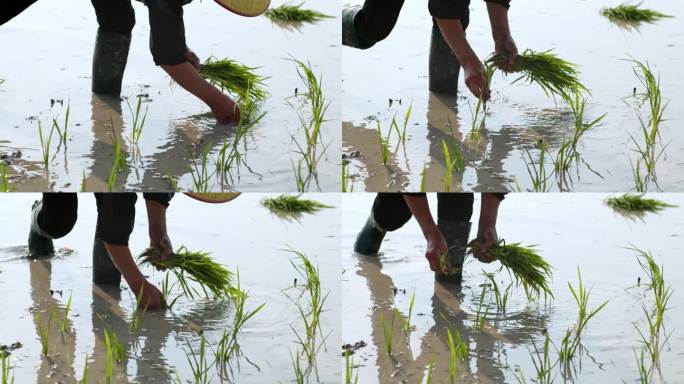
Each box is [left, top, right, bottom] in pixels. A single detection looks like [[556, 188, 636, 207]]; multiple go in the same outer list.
[[494, 35, 518, 73], [209, 92, 241, 125], [425, 228, 449, 273], [473, 225, 498, 263], [462, 57, 491, 101], [136, 280, 166, 310], [185, 48, 201, 71], [149, 233, 173, 271]]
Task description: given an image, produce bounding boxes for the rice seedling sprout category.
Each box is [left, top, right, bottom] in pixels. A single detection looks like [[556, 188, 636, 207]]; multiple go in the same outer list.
[[127, 95, 148, 144], [265, 3, 333, 24], [38, 120, 55, 170], [36, 310, 54, 356], [601, 3, 672, 29], [380, 310, 395, 356], [60, 293, 72, 333], [261, 194, 332, 221], [605, 194, 676, 214], [1, 352, 13, 384]]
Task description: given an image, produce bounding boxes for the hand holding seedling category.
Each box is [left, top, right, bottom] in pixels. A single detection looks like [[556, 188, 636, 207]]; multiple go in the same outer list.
[[473, 193, 502, 263], [146, 199, 173, 271], [184, 48, 201, 71], [402, 194, 449, 273], [425, 228, 450, 273], [488, 2, 517, 73]]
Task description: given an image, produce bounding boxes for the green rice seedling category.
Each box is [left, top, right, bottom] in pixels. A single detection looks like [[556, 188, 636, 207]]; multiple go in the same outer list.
[[468, 239, 553, 300], [420, 165, 427, 193], [485, 273, 513, 314], [215, 271, 266, 370], [474, 283, 489, 330], [60, 293, 72, 333], [185, 336, 213, 384], [107, 132, 126, 192], [80, 170, 87, 192], [524, 145, 552, 192], [601, 3, 672, 29], [36, 310, 54, 356], [291, 350, 306, 384], [79, 355, 88, 384], [292, 158, 309, 192], [265, 3, 333, 24], [200, 57, 269, 108], [1, 352, 14, 384], [342, 160, 353, 192], [51, 103, 70, 148], [488, 49, 587, 98], [634, 348, 652, 384], [402, 290, 416, 332], [189, 145, 213, 193], [401, 102, 413, 144], [442, 139, 465, 192], [139, 246, 234, 299], [344, 350, 359, 384], [0, 163, 11, 192], [605, 193, 676, 214], [104, 328, 126, 364], [261, 194, 332, 221], [631, 159, 647, 193], [425, 353, 435, 384], [629, 60, 667, 182], [160, 271, 182, 309], [529, 334, 555, 384], [558, 268, 608, 366], [130, 284, 148, 332], [38, 120, 56, 170], [127, 95, 148, 144], [469, 62, 496, 141], [380, 310, 396, 356], [446, 328, 469, 383], [377, 122, 391, 166]]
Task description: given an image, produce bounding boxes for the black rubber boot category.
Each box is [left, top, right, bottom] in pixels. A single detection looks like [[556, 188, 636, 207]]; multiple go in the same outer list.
[[28, 200, 55, 258], [429, 22, 461, 96], [92, 28, 132, 96], [354, 213, 386, 255], [435, 219, 471, 284], [342, 6, 375, 50], [92, 234, 121, 286]]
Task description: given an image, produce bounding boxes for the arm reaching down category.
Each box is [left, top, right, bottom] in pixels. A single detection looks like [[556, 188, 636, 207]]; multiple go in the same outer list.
[[473, 193, 503, 263], [103, 243, 166, 310], [403, 194, 449, 272]]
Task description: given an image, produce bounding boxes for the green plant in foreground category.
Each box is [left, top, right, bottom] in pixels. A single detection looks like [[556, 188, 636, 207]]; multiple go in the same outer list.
[[51, 103, 70, 149], [425, 353, 435, 384], [127, 95, 148, 144], [160, 271, 182, 309], [0, 163, 11, 192], [79, 355, 88, 384], [291, 350, 306, 384], [265, 3, 333, 24], [468, 239, 553, 300], [529, 334, 555, 384], [185, 336, 213, 384], [469, 62, 495, 141], [474, 282, 489, 330], [130, 284, 149, 332], [558, 268, 608, 368], [524, 145, 552, 192], [38, 120, 56, 170], [442, 139, 465, 192], [485, 273, 513, 314], [261, 194, 332, 220], [342, 160, 353, 192], [139, 246, 234, 299], [446, 328, 469, 383], [36, 310, 54, 356], [200, 57, 269, 109], [344, 351, 359, 384], [2, 352, 14, 384], [377, 121, 391, 166], [489, 49, 587, 98], [60, 293, 72, 333], [189, 145, 214, 193], [104, 328, 126, 364], [601, 3, 672, 28], [107, 131, 126, 192], [380, 310, 396, 356], [605, 194, 676, 214], [402, 290, 416, 332]]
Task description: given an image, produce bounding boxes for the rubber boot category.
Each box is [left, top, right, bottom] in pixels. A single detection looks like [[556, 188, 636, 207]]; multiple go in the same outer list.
[[92, 234, 121, 286], [28, 200, 55, 258], [353, 213, 386, 255], [429, 22, 461, 96], [92, 29, 132, 96], [435, 219, 471, 285], [342, 6, 375, 50]]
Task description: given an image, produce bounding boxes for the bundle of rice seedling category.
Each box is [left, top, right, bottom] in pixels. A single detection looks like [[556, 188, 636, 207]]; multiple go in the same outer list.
[[488, 49, 587, 98], [468, 239, 553, 299], [265, 3, 333, 23], [200, 57, 269, 104], [605, 194, 676, 214], [601, 3, 672, 25], [261, 194, 333, 220], [138, 246, 234, 299]]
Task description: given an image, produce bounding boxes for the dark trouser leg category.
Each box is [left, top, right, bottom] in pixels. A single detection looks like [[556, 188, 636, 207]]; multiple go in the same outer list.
[[435, 193, 474, 284], [28, 193, 78, 257], [429, 13, 470, 95], [93, 193, 138, 285], [90, 0, 135, 96], [354, 193, 412, 255], [342, 0, 405, 49], [0, 0, 38, 26]]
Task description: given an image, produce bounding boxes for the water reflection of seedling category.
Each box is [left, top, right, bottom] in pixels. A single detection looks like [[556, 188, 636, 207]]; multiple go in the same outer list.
[[265, 3, 333, 24], [485, 273, 513, 314], [629, 59, 667, 184], [344, 350, 359, 384], [558, 268, 608, 369], [104, 328, 126, 364], [446, 328, 468, 383], [401, 102, 412, 144], [185, 336, 213, 384], [342, 161, 353, 192], [488, 49, 587, 98], [36, 310, 54, 356], [529, 334, 555, 384], [601, 3, 672, 29], [51, 103, 70, 149], [189, 145, 213, 193], [38, 120, 56, 170], [380, 310, 396, 356], [426, 353, 435, 384], [107, 130, 126, 192], [634, 348, 652, 384], [377, 122, 391, 166], [402, 290, 416, 332], [60, 293, 72, 333], [605, 193, 676, 215], [2, 352, 14, 384], [291, 350, 306, 384], [524, 145, 551, 192], [441, 139, 465, 192], [160, 271, 181, 309], [474, 283, 489, 330], [261, 194, 332, 221], [467, 239, 553, 300], [130, 284, 148, 332], [126, 95, 148, 144], [79, 355, 88, 384]]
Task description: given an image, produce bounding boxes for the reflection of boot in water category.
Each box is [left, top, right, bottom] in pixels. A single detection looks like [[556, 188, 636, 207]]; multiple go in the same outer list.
[[28, 200, 55, 258], [342, 6, 375, 50], [92, 29, 131, 96], [354, 213, 386, 255], [434, 219, 471, 284], [92, 234, 121, 286], [429, 22, 461, 96]]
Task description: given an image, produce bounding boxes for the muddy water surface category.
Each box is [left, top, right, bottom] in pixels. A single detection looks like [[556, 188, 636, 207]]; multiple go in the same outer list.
[[0, 0, 340, 192], [0, 193, 340, 383], [342, 193, 684, 383], [343, 0, 684, 192]]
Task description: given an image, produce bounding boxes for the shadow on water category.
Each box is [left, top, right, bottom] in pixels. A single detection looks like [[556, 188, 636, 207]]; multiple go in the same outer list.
[[352, 252, 550, 383]]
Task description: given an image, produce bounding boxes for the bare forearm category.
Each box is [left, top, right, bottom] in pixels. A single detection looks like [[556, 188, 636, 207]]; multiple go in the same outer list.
[[479, 193, 501, 228], [103, 243, 145, 290], [161, 62, 221, 106], [145, 200, 168, 239], [435, 18, 478, 65], [487, 2, 512, 42], [403, 195, 438, 237]]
